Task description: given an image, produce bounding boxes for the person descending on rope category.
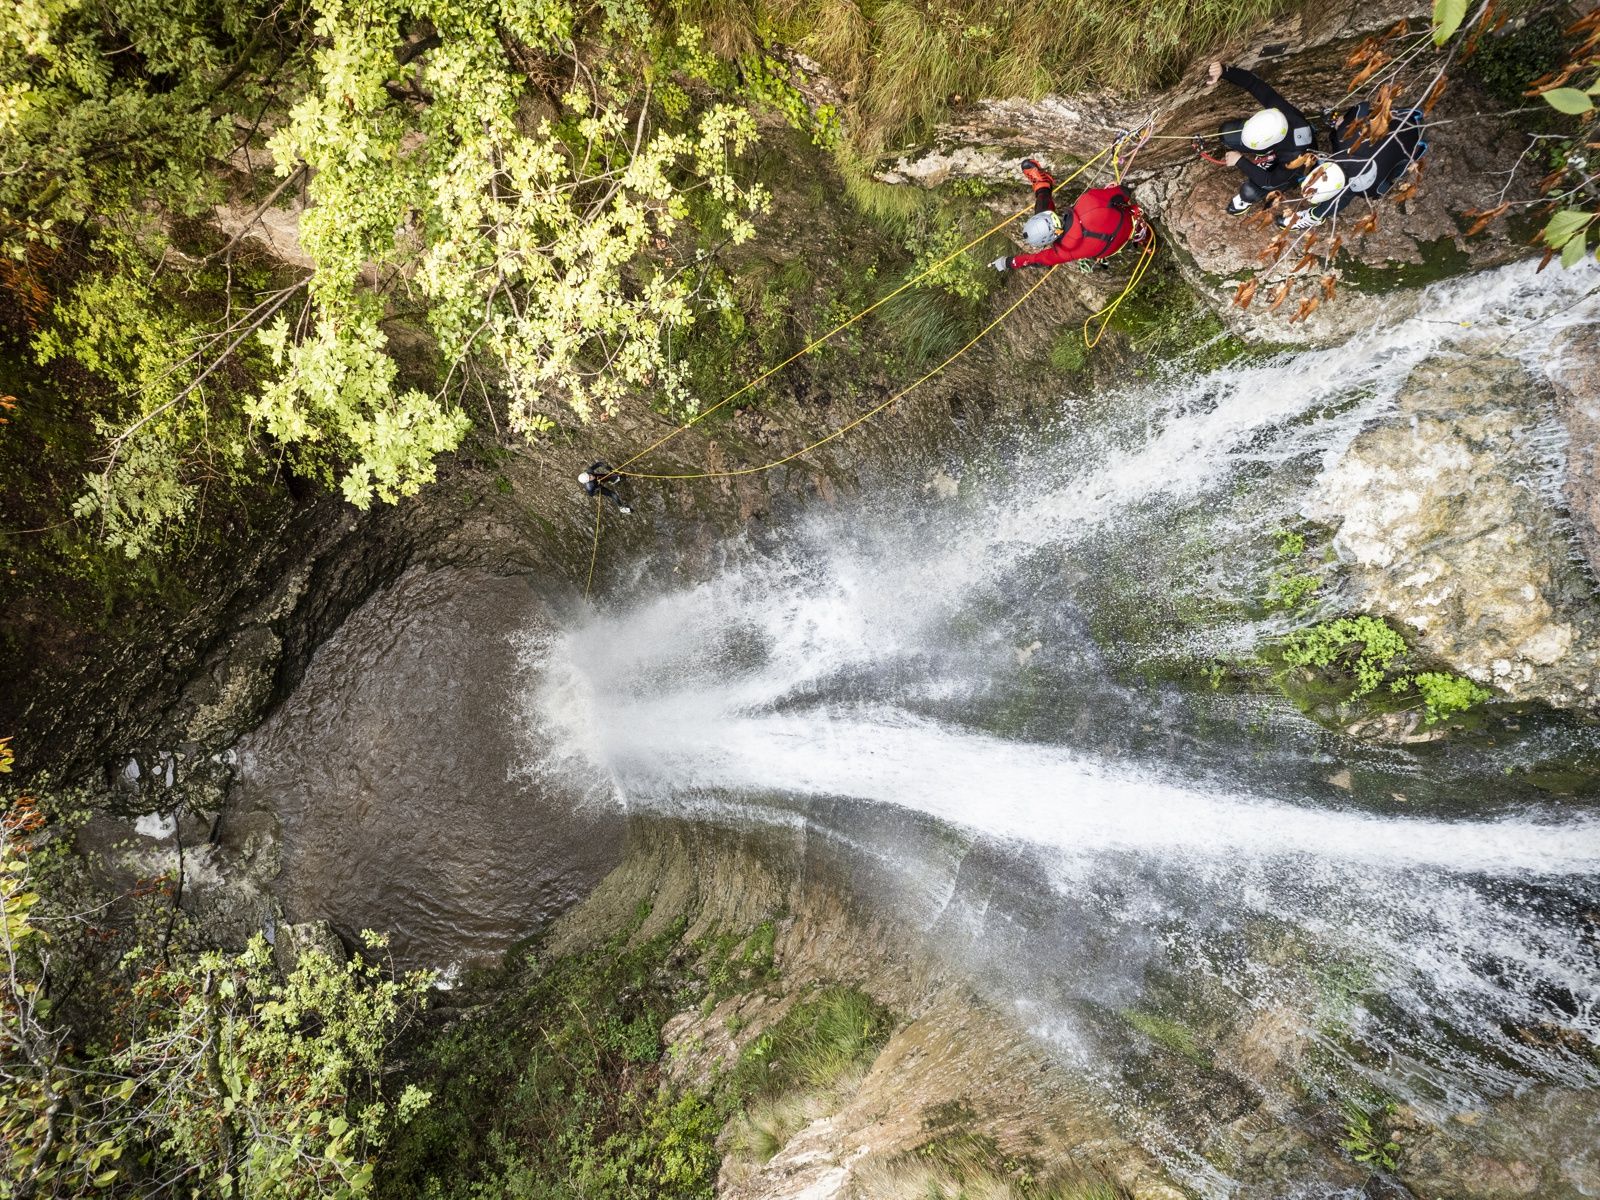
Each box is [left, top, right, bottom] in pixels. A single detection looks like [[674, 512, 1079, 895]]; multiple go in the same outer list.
[[1275, 103, 1428, 229], [1202, 60, 1319, 216], [989, 158, 1149, 273], [578, 461, 632, 513]]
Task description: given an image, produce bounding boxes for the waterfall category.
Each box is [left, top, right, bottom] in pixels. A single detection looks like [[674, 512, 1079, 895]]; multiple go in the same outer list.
[[524, 259, 1600, 1193]]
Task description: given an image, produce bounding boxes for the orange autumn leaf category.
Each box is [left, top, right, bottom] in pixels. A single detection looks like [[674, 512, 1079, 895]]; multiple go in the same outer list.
[[1345, 35, 1381, 70], [1268, 280, 1293, 312], [1348, 54, 1390, 91], [1290, 296, 1321, 324], [1234, 278, 1259, 308], [1462, 202, 1510, 237], [1321, 274, 1338, 301], [1423, 76, 1451, 115]]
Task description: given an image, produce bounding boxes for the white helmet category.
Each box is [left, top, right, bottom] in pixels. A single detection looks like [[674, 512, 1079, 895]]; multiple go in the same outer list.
[[1241, 107, 1289, 151], [1302, 162, 1346, 204], [1023, 210, 1063, 249], [577, 471, 593, 484]]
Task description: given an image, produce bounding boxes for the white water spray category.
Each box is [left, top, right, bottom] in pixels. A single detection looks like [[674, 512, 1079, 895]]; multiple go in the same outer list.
[[521, 260, 1600, 1190]]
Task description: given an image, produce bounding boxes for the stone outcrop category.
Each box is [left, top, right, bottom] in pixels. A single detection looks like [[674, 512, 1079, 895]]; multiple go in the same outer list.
[[1306, 352, 1600, 706]]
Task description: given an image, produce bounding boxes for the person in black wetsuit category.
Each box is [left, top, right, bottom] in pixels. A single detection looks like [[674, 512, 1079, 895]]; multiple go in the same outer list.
[[578, 461, 631, 513], [1205, 61, 1319, 216], [1276, 103, 1428, 229]]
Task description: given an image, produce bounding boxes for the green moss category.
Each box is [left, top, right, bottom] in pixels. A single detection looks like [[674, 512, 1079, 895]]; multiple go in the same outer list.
[[1046, 329, 1089, 375], [1466, 11, 1569, 107], [700, 917, 781, 1005], [1106, 262, 1261, 374], [1337, 236, 1474, 294]]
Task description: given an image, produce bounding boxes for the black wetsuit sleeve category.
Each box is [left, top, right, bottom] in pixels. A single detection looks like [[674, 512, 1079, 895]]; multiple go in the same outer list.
[[1221, 65, 1309, 129], [1235, 157, 1300, 191]]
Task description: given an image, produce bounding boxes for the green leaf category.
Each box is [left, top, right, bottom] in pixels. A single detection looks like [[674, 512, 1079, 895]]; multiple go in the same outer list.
[[1562, 231, 1588, 268], [1542, 87, 1595, 115], [1543, 209, 1595, 249], [1432, 0, 1467, 44], [92, 1169, 119, 1187]]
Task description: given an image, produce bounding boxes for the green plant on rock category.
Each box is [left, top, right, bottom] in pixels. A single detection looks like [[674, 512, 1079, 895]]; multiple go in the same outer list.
[[1265, 530, 1321, 613], [1281, 616, 1409, 697], [1406, 671, 1493, 725], [1339, 1099, 1401, 1173], [2, 787, 432, 1198]]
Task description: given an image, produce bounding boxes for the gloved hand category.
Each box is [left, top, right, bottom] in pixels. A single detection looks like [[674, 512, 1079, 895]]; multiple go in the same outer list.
[[1020, 158, 1054, 189], [990, 256, 1012, 272]]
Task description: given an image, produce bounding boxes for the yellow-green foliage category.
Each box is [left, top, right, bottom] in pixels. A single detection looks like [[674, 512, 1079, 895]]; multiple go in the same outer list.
[[1, 791, 431, 1198], [1408, 671, 1492, 725], [1281, 616, 1493, 723], [1281, 616, 1409, 698]]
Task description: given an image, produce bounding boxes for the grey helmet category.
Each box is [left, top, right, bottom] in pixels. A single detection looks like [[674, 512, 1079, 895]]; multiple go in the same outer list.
[[1023, 209, 1064, 250]]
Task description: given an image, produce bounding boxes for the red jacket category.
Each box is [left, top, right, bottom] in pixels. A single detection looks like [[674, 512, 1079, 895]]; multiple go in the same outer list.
[[1013, 185, 1137, 267]]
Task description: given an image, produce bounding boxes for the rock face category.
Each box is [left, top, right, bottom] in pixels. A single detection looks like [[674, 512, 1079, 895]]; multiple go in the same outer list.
[[1549, 322, 1600, 580], [1306, 353, 1600, 706]]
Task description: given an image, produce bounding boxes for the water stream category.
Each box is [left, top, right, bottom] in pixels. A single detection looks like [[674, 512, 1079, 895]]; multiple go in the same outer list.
[[241, 260, 1600, 1194]]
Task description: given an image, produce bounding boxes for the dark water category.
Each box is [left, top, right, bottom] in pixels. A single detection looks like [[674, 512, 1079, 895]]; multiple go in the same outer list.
[[234, 566, 623, 970]]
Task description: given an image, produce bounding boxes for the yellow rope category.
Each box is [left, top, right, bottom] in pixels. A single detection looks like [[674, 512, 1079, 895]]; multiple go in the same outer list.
[[582, 494, 602, 600], [1082, 232, 1159, 350], [618, 266, 1058, 481], [612, 144, 1115, 474]]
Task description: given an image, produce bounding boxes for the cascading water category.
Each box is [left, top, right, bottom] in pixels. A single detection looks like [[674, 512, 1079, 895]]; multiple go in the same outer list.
[[521, 260, 1600, 1194]]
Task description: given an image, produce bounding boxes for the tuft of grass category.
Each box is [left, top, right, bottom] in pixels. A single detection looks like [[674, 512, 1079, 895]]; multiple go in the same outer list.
[[729, 985, 893, 1098], [756, 0, 1287, 149], [728, 1092, 815, 1162], [1123, 1008, 1209, 1065], [881, 287, 975, 365]]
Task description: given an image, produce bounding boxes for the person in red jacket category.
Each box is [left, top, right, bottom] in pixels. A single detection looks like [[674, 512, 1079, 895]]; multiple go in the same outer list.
[[990, 159, 1148, 271]]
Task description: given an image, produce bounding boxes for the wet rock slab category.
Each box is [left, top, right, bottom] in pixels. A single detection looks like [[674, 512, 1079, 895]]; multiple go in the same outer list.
[[1306, 352, 1600, 707]]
